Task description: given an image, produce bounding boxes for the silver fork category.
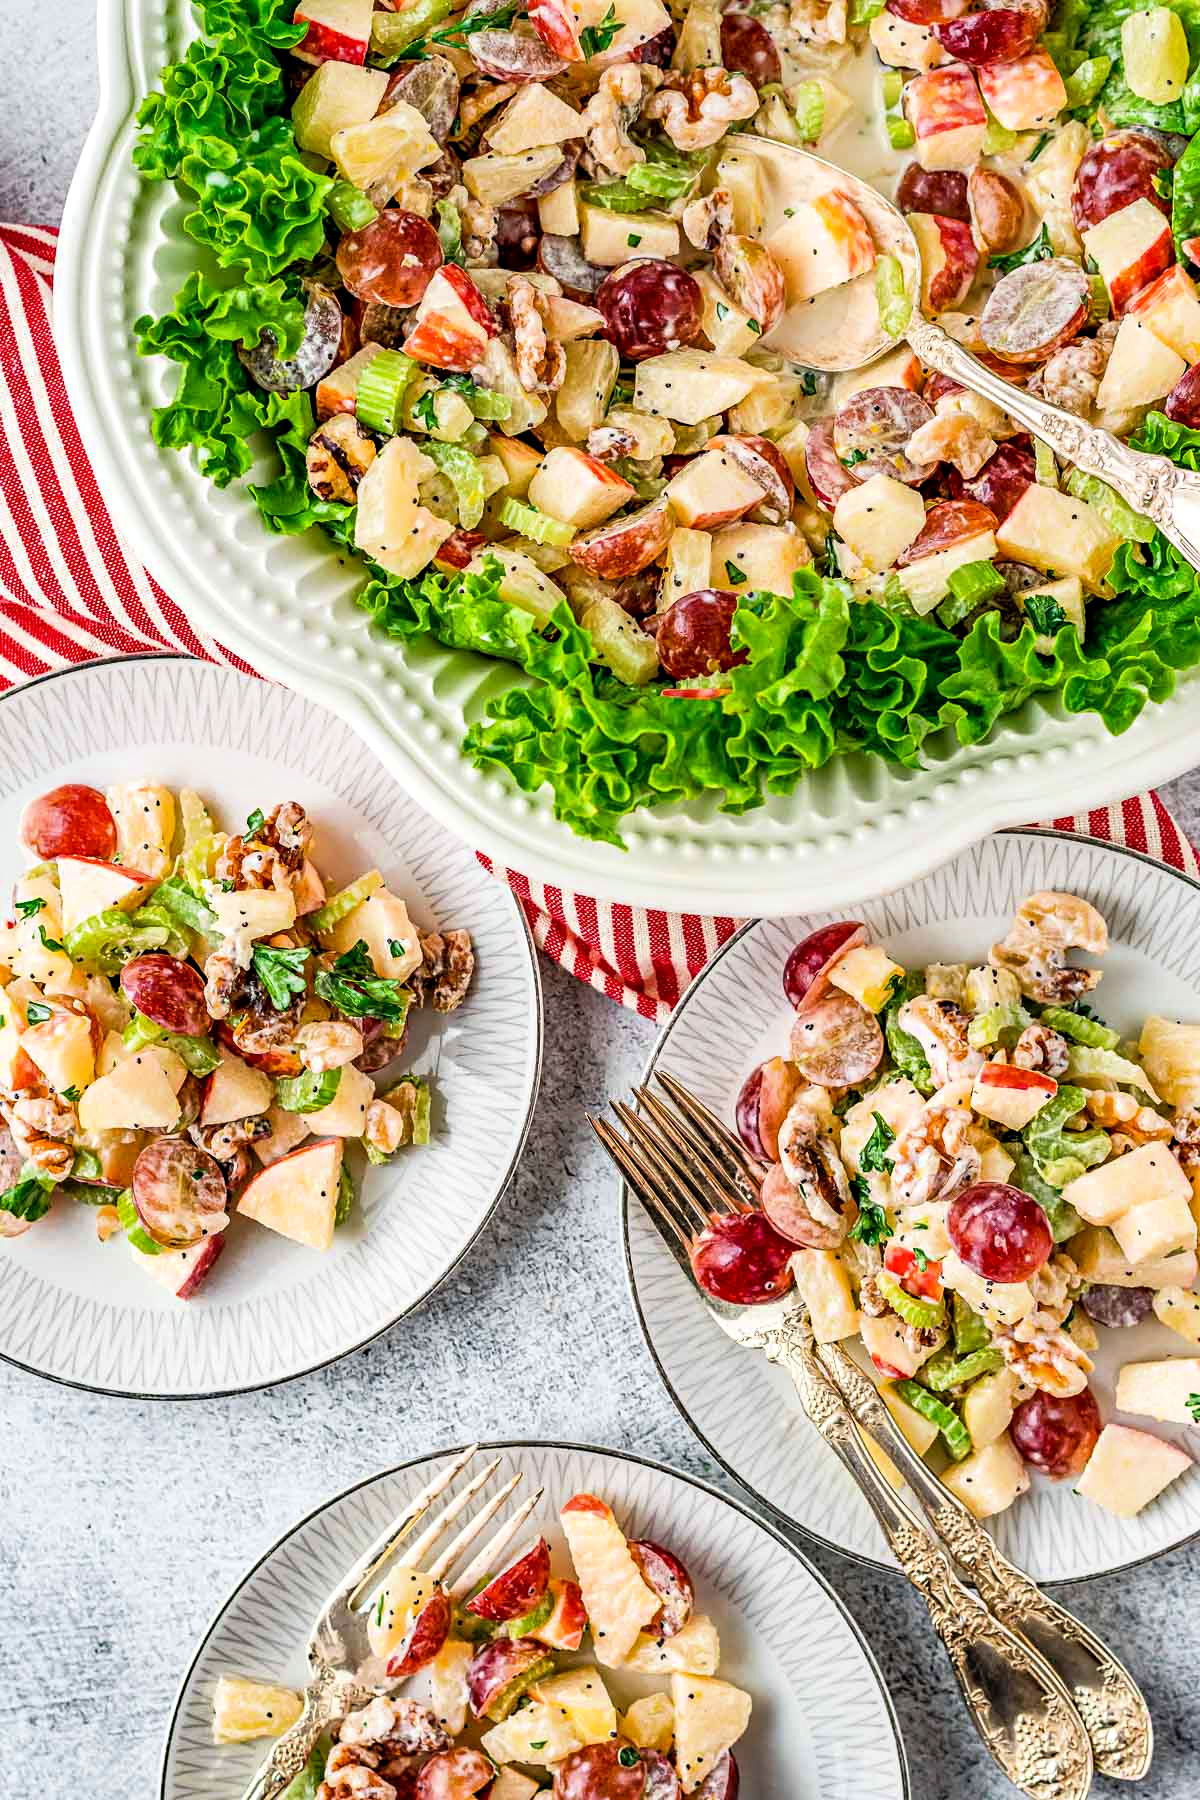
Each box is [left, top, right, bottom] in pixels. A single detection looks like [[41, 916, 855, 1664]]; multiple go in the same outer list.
[[644, 1074, 1152, 1783], [591, 1083, 1098, 1800], [239, 1445, 544, 1800]]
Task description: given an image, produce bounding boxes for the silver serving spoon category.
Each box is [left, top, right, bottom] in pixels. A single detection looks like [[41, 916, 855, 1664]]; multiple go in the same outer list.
[[735, 133, 1200, 568]]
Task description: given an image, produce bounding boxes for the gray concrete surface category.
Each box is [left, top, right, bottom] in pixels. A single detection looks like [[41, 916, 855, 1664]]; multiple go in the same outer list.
[[2, 7, 1200, 1796]]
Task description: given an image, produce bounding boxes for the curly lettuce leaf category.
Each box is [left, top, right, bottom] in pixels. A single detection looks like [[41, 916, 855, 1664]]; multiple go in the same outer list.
[[1072, 0, 1200, 131], [1173, 130, 1200, 259]]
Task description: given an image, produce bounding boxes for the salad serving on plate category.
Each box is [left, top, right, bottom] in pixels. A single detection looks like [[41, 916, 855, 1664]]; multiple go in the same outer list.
[[133, 0, 1200, 849], [712, 889, 1200, 1526], [0, 777, 473, 1298], [211, 1488, 751, 1798]]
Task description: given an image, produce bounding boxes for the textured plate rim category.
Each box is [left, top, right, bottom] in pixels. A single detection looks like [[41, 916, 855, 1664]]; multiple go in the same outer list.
[[53, 2, 1200, 917], [0, 652, 544, 1403], [623, 826, 1200, 1584], [157, 1436, 913, 1800]]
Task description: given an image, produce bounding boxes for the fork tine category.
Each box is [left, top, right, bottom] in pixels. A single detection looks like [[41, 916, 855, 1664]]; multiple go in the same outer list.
[[398, 1456, 506, 1571], [654, 1069, 766, 1188], [341, 1443, 481, 1606], [425, 1471, 522, 1582], [443, 1486, 546, 1599], [633, 1086, 755, 1215], [612, 1101, 717, 1230], [588, 1114, 697, 1256]]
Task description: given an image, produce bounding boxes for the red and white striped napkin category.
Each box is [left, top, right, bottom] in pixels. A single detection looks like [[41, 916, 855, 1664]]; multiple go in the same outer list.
[[3, 222, 1196, 1023]]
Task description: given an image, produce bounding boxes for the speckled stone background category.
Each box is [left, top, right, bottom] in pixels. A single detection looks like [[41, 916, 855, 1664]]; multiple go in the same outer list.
[[3, 8, 1200, 1795]]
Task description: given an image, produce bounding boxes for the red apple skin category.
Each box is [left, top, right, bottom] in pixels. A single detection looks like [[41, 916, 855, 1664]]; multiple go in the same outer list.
[[437, 265, 497, 335], [467, 1537, 552, 1623], [979, 1064, 1056, 1093], [533, 1577, 588, 1651], [385, 1588, 452, 1678], [568, 499, 673, 579], [293, 1, 370, 67], [176, 1232, 226, 1299], [912, 213, 978, 312], [757, 1057, 803, 1163], [706, 435, 795, 521], [1110, 226, 1173, 313], [405, 315, 490, 373], [435, 529, 489, 571], [528, 0, 586, 60]]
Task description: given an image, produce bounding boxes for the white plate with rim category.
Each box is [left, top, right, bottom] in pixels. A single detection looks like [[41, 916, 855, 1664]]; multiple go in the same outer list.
[[625, 829, 1200, 1583], [0, 655, 541, 1399], [57, 0, 1200, 918], [160, 1439, 910, 1800]]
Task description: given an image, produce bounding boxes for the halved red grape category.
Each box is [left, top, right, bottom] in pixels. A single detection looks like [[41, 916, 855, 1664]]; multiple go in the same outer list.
[[467, 1636, 549, 1720], [239, 285, 342, 393], [657, 590, 748, 679], [980, 259, 1090, 365], [887, 0, 967, 22], [783, 922, 865, 1010], [381, 55, 461, 144], [708, 434, 795, 522], [735, 1065, 767, 1159], [696, 1755, 739, 1800], [597, 260, 703, 361], [632, 23, 677, 63], [496, 201, 542, 268], [131, 1135, 228, 1250], [691, 1211, 796, 1305], [527, 141, 581, 198], [968, 168, 1026, 254], [1071, 129, 1175, 231], [1081, 1284, 1155, 1328], [790, 992, 884, 1086], [466, 1537, 551, 1622], [539, 232, 608, 299], [804, 418, 861, 509], [337, 211, 444, 308], [386, 1587, 452, 1678], [896, 498, 997, 564], [896, 165, 970, 222], [757, 1056, 803, 1160], [962, 441, 1034, 523], [20, 784, 116, 861], [1165, 361, 1200, 425], [720, 12, 781, 83], [417, 1748, 495, 1800], [629, 1540, 694, 1638], [1010, 1387, 1101, 1479], [833, 387, 936, 484], [934, 5, 1040, 62], [948, 1182, 1053, 1282], [641, 1750, 683, 1799], [121, 953, 209, 1037], [761, 1162, 842, 1249], [554, 1742, 654, 1800], [471, 27, 567, 80]]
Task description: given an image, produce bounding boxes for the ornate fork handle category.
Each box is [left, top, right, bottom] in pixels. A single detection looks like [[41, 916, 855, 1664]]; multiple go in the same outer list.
[[239, 1665, 373, 1800], [818, 1342, 1152, 1783], [756, 1316, 1093, 1800], [906, 314, 1200, 569]]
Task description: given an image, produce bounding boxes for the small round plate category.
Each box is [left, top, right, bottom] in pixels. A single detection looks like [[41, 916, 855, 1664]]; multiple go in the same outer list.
[[626, 830, 1200, 1583], [161, 1439, 909, 1800], [0, 656, 541, 1399]]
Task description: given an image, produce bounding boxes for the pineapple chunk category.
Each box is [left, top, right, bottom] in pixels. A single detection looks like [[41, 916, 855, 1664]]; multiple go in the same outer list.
[[942, 1434, 1030, 1519], [925, 961, 968, 1002], [693, 267, 759, 358], [624, 1613, 720, 1675], [620, 1692, 675, 1752], [893, 1200, 953, 1261], [1116, 1355, 1200, 1424], [107, 780, 176, 880], [538, 178, 579, 235], [481, 1701, 582, 1766], [671, 1673, 752, 1794], [962, 1367, 1017, 1450], [491, 1773, 540, 1800], [331, 101, 440, 195], [714, 145, 765, 233], [661, 527, 713, 609], [994, 484, 1120, 593], [833, 475, 926, 571], [1153, 1284, 1200, 1344], [1070, 1225, 1198, 1290], [976, 1132, 1016, 1185], [557, 340, 619, 441], [633, 350, 772, 425], [840, 1079, 925, 1173], [794, 1247, 859, 1343], [1065, 1143, 1189, 1228], [211, 1675, 303, 1745], [580, 203, 679, 266], [428, 1638, 473, 1737], [828, 943, 904, 1012], [530, 1669, 616, 1744], [366, 1564, 438, 1659], [1019, 576, 1085, 653], [1076, 1422, 1193, 1517], [709, 523, 810, 597], [1110, 1181, 1197, 1265], [1140, 1016, 1200, 1108], [486, 83, 584, 155], [965, 964, 1020, 1012]]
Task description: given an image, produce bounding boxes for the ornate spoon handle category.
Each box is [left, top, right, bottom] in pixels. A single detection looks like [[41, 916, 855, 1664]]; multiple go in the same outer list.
[[816, 1340, 1151, 1782], [757, 1318, 1093, 1800], [906, 313, 1200, 569], [238, 1670, 370, 1800]]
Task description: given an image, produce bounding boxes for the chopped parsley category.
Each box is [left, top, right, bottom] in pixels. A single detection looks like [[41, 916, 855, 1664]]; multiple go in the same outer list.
[[251, 943, 311, 1012], [0, 1166, 56, 1224], [387, 938, 406, 958], [14, 896, 44, 920], [580, 4, 620, 55], [989, 222, 1052, 275], [724, 561, 747, 585], [627, 232, 642, 247], [1188, 1392, 1200, 1423], [842, 448, 869, 467], [315, 940, 410, 1024], [859, 1111, 896, 1174], [747, 318, 761, 334], [245, 807, 265, 838], [413, 388, 439, 433], [800, 369, 818, 394], [715, 301, 729, 321], [38, 923, 65, 953], [62, 1086, 82, 1104], [848, 1176, 892, 1246], [25, 1001, 51, 1025], [617, 1747, 642, 1768], [1025, 592, 1068, 637], [912, 1245, 930, 1271]]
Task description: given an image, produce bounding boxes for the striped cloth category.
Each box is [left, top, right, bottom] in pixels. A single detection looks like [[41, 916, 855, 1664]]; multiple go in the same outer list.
[[4, 222, 1197, 1023]]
